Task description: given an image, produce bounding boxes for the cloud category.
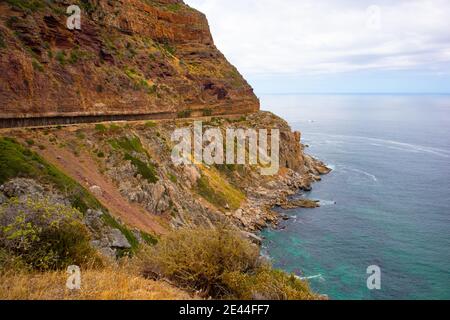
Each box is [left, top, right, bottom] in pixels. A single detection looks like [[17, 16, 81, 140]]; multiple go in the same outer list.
[[184, 0, 450, 76]]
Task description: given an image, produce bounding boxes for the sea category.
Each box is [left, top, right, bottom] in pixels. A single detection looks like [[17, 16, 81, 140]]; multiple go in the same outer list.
[[260, 94, 450, 300]]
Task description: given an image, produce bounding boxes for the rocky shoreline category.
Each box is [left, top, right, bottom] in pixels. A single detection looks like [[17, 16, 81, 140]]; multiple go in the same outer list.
[[230, 154, 331, 235]]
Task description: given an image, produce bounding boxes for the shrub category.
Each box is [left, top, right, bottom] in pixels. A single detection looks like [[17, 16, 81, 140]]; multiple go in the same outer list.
[[109, 136, 146, 154], [68, 49, 88, 64], [203, 109, 213, 117], [195, 172, 244, 211], [32, 59, 44, 72], [139, 227, 318, 300], [95, 123, 107, 133], [168, 173, 177, 183], [109, 124, 122, 133], [145, 121, 157, 128], [0, 198, 103, 271], [124, 153, 158, 184], [55, 51, 66, 65], [177, 110, 192, 118]]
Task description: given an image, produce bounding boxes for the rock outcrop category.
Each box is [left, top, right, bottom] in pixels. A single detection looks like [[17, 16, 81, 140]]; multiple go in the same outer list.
[[0, 178, 132, 259], [0, 0, 259, 125]]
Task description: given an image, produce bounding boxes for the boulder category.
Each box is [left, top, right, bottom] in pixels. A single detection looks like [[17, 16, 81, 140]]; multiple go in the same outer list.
[[109, 229, 132, 249]]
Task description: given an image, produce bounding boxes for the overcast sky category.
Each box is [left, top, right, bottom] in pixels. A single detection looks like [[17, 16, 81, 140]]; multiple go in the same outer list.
[[184, 0, 450, 94]]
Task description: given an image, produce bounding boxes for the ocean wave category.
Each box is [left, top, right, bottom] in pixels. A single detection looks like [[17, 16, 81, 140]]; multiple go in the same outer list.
[[295, 274, 324, 281], [341, 166, 378, 182], [319, 200, 336, 206], [307, 133, 450, 158]]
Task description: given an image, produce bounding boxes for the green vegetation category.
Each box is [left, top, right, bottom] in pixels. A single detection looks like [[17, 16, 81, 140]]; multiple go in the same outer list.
[[161, 42, 176, 56], [177, 109, 192, 118], [109, 123, 122, 133], [140, 232, 158, 246], [55, 50, 66, 65], [124, 67, 157, 94], [203, 109, 213, 117], [79, 0, 96, 14], [168, 173, 178, 184], [0, 137, 101, 213], [5, 0, 44, 12], [140, 227, 317, 300], [196, 171, 244, 211], [124, 153, 158, 184], [95, 123, 107, 133], [0, 197, 102, 271], [145, 121, 157, 128], [109, 136, 146, 154], [69, 49, 89, 64], [109, 136, 158, 183], [32, 59, 44, 72], [97, 151, 105, 158], [144, 1, 185, 13]]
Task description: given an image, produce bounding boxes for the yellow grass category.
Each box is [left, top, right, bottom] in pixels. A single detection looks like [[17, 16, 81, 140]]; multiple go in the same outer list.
[[0, 266, 192, 300]]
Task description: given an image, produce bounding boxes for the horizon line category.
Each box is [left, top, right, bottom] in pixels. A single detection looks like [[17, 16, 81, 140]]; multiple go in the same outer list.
[[257, 92, 450, 96]]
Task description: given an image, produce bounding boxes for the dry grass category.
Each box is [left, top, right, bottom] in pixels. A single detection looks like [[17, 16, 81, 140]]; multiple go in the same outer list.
[[140, 227, 318, 300], [0, 265, 192, 300]]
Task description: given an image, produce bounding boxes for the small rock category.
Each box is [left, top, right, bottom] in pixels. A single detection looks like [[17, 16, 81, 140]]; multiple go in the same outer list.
[[89, 185, 103, 197], [0, 192, 6, 204], [109, 229, 131, 249]]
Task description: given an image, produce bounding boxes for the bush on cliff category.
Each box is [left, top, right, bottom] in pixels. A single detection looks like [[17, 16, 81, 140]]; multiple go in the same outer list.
[[139, 227, 317, 300], [0, 197, 103, 271]]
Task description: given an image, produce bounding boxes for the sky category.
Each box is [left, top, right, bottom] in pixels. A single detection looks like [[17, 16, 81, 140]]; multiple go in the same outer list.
[[184, 0, 450, 94]]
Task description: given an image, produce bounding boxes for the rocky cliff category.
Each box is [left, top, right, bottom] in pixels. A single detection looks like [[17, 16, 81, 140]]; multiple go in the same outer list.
[[1, 112, 330, 236], [0, 0, 259, 124]]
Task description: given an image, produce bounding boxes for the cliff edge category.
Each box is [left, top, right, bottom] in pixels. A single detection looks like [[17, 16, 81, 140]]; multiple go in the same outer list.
[[0, 0, 259, 123]]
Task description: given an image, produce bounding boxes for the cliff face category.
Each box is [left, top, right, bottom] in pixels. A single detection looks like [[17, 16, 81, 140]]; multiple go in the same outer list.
[[0, 0, 259, 120]]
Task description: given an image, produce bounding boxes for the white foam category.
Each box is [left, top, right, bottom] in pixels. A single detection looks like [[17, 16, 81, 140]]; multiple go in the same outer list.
[[307, 133, 450, 158], [342, 166, 378, 182], [295, 274, 324, 281], [319, 200, 336, 206]]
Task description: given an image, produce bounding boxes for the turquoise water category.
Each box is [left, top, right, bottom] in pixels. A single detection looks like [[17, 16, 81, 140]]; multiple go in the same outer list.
[[260, 95, 450, 300]]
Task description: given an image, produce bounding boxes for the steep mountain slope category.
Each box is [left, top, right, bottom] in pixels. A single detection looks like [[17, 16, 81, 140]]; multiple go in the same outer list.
[[0, 0, 259, 126]]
